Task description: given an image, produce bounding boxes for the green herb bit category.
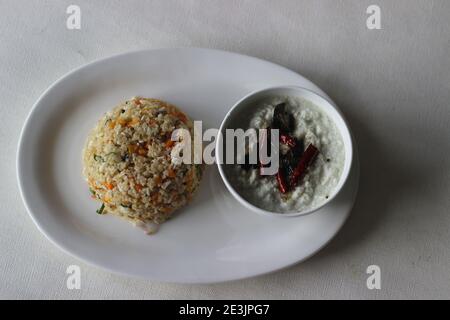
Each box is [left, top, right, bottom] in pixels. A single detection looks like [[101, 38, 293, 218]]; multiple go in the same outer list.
[[94, 154, 104, 162], [96, 203, 105, 214]]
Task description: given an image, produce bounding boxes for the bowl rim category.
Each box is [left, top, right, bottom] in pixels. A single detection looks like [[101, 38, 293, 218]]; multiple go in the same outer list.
[[216, 85, 354, 217]]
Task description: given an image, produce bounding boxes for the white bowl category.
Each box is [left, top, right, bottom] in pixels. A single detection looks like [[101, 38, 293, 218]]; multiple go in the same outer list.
[[216, 86, 353, 217]]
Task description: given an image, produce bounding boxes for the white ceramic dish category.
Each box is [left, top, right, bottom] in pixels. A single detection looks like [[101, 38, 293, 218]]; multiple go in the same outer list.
[[17, 48, 359, 283], [217, 86, 353, 217]]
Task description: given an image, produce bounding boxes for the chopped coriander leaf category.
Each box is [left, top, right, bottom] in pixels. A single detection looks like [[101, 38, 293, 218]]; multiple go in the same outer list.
[[96, 203, 105, 214], [94, 154, 104, 162]]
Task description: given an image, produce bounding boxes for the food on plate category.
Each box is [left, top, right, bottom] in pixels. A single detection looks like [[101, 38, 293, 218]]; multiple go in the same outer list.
[[82, 97, 203, 234], [226, 96, 345, 213]]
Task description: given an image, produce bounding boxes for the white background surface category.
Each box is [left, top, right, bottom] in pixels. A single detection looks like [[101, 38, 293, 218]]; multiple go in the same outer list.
[[1, 0, 449, 299]]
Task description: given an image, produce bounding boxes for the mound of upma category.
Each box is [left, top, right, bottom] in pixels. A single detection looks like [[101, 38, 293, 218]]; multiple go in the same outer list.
[[82, 97, 203, 233]]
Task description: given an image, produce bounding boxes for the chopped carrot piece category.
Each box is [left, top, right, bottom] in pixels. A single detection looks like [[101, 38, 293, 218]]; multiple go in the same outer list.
[[167, 167, 176, 178], [117, 117, 129, 126], [103, 182, 114, 190], [154, 176, 162, 185], [127, 144, 138, 154], [127, 117, 140, 127], [108, 120, 116, 129], [165, 139, 175, 148], [135, 183, 143, 192], [185, 169, 195, 191], [137, 147, 147, 156], [151, 193, 159, 202], [185, 168, 194, 182]]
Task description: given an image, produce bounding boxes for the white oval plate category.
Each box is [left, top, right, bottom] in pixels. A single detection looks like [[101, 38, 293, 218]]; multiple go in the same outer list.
[[17, 48, 359, 283]]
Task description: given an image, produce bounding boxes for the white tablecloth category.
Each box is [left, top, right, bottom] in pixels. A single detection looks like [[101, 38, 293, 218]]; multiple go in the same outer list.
[[1, 0, 449, 299]]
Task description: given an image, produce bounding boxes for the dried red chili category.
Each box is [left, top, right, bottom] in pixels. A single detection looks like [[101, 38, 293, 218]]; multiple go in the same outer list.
[[276, 170, 289, 194], [290, 144, 319, 187], [280, 134, 296, 148]]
